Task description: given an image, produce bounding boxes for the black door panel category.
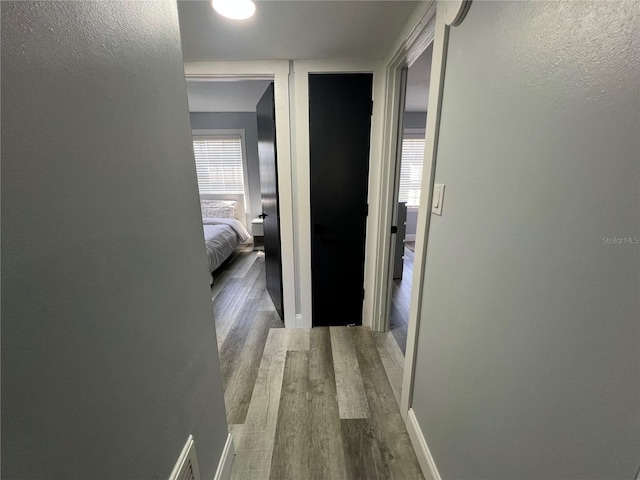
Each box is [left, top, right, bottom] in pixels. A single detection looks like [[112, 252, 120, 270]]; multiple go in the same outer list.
[[257, 83, 284, 320], [309, 74, 373, 326]]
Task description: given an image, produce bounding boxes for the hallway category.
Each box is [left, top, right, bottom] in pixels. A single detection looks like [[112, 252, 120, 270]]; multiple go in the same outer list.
[[212, 250, 420, 479]]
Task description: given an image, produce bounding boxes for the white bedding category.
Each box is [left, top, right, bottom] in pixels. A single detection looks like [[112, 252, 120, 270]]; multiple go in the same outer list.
[[202, 217, 251, 274]]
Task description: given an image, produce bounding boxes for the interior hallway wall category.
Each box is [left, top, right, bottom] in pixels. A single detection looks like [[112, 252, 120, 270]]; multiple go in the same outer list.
[[1, 1, 228, 478], [411, 1, 640, 478]]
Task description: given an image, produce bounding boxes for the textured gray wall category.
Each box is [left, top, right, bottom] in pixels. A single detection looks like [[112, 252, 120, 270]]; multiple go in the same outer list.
[[411, 1, 640, 478], [406, 209, 418, 237], [1, 1, 228, 478], [404, 111, 427, 130], [190, 112, 263, 220]]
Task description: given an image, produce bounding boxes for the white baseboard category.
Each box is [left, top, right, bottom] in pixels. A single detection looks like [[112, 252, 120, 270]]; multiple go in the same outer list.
[[213, 433, 235, 480], [405, 234, 416, 242], [406, 408, 441, 480]]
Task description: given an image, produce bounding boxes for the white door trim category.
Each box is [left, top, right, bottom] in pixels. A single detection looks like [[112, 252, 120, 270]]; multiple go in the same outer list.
[[400, 0, 472, 417], [291, 59, 385, 329], [371, 2, 437, 335], [369, 0, 472, 417], [184, 61, 297, 329]]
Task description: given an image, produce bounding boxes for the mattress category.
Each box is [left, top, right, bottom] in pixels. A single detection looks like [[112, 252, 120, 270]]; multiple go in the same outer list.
[[202, 217, 251, 274]]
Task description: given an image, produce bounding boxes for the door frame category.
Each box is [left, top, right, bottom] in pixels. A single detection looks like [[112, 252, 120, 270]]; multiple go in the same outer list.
[[373, 2, 436, 332], [184, 61, 296, 329], [307, 72, 375, 327], [292, 60, 386, 329], [372, 0, 472, 417], [371, 2, 438, 339]]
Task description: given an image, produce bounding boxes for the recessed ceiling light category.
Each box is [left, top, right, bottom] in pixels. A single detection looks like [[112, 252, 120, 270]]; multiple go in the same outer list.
[[212, 0, 256, 20]]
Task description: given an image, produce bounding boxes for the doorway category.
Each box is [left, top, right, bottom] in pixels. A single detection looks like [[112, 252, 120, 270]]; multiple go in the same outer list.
[[386, 46, 433, 355], [185, 76, 286, 426], [184, 61, 296, 329], [309, 73, 374, 327], [186, 79, 270, 228]]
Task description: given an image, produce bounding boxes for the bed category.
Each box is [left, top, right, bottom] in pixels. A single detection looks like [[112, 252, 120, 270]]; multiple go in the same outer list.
[[201, 199, 251, 279]]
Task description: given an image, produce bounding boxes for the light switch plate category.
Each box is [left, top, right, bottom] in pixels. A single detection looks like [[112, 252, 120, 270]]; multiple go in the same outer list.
[[432, 184, 445, 215]]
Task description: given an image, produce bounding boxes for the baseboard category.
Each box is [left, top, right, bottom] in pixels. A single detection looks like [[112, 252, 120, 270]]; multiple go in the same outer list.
[[406, 408, 441, 480], [213, 433, 235, 480], [405, 234, 416, 242]]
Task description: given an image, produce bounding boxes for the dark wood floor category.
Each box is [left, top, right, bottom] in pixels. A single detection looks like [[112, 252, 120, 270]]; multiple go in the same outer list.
[[211, 249, 421, 480], [389, 247, 414, 355]]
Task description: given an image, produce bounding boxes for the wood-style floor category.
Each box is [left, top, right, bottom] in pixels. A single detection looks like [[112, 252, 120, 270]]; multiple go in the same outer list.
[[389, 247, 414, 355], [211, 249, 420, 480]]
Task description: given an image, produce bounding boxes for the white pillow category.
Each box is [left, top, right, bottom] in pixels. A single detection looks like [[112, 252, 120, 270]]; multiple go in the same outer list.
[[201, 199, 237, 219]]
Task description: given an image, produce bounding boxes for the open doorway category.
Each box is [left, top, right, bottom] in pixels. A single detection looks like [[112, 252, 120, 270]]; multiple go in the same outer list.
[[185, 78, 285, 426], [186, 78, 270, 263], [386, 45, 433, 356]]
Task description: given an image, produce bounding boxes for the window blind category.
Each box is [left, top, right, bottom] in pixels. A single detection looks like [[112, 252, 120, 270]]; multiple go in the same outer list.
[[399, 137, 425, 206], [192, 136, 244, 194]]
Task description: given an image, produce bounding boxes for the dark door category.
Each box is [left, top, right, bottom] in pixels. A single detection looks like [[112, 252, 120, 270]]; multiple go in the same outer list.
[[309, 73, 373, 326], [256, 83, 284, 320]]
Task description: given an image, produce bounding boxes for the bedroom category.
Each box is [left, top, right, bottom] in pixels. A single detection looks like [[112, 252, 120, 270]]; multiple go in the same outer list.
[[186, 77, 288, 428], [186, 77, 284, 301]]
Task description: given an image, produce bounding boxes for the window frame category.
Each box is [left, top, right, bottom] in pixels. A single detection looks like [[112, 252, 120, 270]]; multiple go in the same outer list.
[[190, 129, 251, 208]]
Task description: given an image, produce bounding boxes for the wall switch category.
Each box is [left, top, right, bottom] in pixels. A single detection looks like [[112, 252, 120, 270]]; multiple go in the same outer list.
[[432, 184, 445, 215]]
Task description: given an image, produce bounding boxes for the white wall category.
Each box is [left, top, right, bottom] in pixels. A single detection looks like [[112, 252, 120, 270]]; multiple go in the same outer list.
[[411, 1, 640, 478], [1, 1, 228, 478]]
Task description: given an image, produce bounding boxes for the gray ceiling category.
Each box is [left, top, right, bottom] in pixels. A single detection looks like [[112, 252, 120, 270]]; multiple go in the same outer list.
[[405, 43, 432, 113], [177, 1, 420, 61], [186, 80, 272, 112]]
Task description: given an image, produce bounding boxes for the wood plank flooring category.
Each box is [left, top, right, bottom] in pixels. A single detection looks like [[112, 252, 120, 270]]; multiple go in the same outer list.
[[212, 249, 422, 480], [389, 247, 414, 355], [216, 253, 283, 425], [330, 326, 370, 419]]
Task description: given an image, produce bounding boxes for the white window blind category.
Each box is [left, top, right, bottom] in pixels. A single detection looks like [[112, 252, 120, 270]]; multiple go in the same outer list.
[[192, 136, 244, 194], [399, 137, 425, 206]]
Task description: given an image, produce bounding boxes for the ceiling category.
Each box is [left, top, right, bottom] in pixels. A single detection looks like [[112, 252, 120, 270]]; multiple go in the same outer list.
[[186, 80, 272, 112], [184, 60, 437, 112], [405, 43, 432, 112], [177, 1, 420, 61]]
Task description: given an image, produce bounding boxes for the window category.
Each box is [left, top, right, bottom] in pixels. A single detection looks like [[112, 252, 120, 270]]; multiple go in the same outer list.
[[192, 134, 245, 194], [398, 136, 425, 206]]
